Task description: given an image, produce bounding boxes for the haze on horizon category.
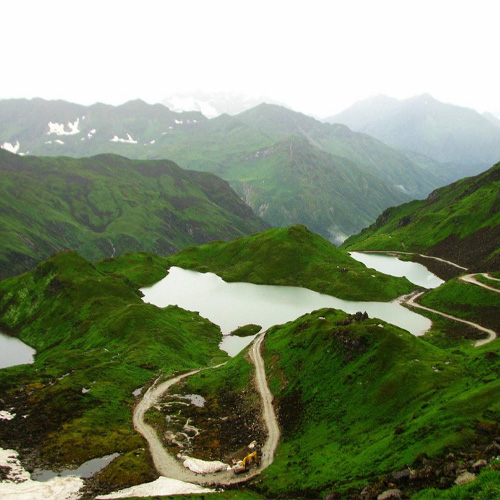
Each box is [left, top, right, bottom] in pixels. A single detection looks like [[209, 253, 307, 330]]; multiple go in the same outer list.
[[2, 0, 499, 117]]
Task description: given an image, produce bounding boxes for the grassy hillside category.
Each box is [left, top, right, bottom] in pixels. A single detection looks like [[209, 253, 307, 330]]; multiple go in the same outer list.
[[158, 307, 500, 499], [418, 278, 500, 331], [200, 136, 412, 242], [237, 103, 438, 197], [0, 149, 267, 279], [157, 104, 438, 238], [0, 251, 227, 493], [255, 308, 500, 498], [342, 162, 500, 270], [165, 225, 416, 301]]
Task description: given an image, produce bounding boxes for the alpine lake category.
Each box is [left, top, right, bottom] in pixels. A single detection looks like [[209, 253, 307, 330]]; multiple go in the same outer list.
[[141, 253, 442, 356]]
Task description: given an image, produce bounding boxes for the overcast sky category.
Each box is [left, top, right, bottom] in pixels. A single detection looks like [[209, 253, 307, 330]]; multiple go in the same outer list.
[[2, 0, 499, 117]]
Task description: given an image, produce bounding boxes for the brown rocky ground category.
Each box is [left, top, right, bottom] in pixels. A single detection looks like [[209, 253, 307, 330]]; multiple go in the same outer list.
[[145, 381, 266, 466]]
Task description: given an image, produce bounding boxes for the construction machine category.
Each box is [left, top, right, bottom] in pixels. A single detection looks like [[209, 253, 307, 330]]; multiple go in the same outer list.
[[232, 451, 259, 474]]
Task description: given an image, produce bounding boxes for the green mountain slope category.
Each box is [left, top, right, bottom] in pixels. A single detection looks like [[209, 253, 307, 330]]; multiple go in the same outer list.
[[193, 136, 412, 242], [0, 98, 442, 240], [0, 251, 226, 490], [328, 94, 500, 181], [236, 103, 438, 197], [255, 308, 500, 498], [342, 162, 500, 270], [0, 149, 267, 279], [168, 307, 500, 499], [165, 225, 416, 301], [154, 106, 437, 238]]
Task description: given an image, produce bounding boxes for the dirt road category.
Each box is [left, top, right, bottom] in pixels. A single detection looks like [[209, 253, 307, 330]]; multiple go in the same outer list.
[[133, 332, 280, 486], [460, 273, 500, 294], [405, 291, 497, 346], [361, 250, 469, 271], [248, 333, 281, 470]]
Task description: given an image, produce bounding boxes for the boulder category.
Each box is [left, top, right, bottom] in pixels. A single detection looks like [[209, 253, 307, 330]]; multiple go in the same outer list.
[[454, 471, 476, 486], [391, 468, 411, 481], [377, 489, 402, 500], [472, 459, 487, 469]]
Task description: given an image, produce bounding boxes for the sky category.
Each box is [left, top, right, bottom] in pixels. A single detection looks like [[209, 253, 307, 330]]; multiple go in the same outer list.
[[2, 0, 499, 117]]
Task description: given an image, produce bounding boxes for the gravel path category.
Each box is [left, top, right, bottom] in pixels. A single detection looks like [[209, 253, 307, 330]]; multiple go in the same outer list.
[[460, 273, 500, 294], [362, 250, 469, 271], [405, 291, 497, 346], [248, 333, 281, 470], [133, 332, 280, 486]]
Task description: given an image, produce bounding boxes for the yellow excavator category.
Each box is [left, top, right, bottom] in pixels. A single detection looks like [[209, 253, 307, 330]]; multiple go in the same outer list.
[[233, 451, 259, 474]]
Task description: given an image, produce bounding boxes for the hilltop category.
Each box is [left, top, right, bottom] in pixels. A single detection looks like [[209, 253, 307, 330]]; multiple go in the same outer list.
[[0, 149, 267, 279], [164, 225, 416, 301], [342, 161, 500, 271]]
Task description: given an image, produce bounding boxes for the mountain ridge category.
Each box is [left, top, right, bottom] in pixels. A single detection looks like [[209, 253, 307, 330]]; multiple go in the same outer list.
[[0, 97, 442, 240]]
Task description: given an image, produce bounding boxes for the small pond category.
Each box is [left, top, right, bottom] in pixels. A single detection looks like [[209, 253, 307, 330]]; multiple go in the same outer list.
[[0, 331, 35, 369], [32, 453, 120, 481]]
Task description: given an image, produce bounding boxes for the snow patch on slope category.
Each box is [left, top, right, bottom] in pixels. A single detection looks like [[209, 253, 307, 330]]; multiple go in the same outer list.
[[0, 410, 16, 420], [1, 141, 20, 154], [110, 133, 138, 144], [95, 476, 215, 499], [180, 455, 230, 474], [47, 118, 80, 136], [0, 448, 83, 500]]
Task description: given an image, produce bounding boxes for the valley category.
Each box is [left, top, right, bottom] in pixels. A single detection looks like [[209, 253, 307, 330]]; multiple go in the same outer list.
[[1, 222, 499, 499], [0, 96, 499, 500]]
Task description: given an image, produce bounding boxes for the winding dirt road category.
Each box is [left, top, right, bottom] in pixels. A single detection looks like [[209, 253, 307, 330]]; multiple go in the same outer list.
[[459, 273, 500, 294], [362, 250, 469, 271], [405, 291, 497, 347], [358, 250, 497, 346], [133, 332, 280, 486]]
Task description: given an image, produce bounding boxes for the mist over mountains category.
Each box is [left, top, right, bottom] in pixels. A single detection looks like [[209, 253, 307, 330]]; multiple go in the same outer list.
[[326, 93, 500, 181], [161, 91, 285, 118]]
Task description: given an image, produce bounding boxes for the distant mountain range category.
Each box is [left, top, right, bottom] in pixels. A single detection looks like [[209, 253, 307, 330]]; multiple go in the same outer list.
[[326, 94, 500, 181], [0, 98, 444, 241], [0, 149, 267, 279]]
